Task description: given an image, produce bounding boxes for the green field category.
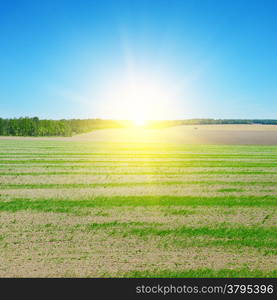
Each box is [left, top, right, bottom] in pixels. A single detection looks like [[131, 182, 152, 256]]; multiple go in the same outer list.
[[0, 139, 276, 277]]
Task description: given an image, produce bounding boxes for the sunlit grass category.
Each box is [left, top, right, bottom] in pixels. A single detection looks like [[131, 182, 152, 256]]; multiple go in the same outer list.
[[0, 140, 276, 277]]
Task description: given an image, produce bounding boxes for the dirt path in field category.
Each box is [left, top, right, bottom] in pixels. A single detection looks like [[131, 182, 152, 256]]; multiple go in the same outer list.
[[0, 125, 277, 145]]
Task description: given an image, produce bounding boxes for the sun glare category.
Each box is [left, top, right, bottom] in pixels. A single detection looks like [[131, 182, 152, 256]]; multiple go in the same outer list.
[[133, 118, 147, 127], [102, 71, 179, 125]]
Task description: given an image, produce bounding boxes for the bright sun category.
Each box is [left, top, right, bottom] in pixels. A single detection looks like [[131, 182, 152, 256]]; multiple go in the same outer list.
[[102, 71, 177, 125], [133, 118, 147, 127]]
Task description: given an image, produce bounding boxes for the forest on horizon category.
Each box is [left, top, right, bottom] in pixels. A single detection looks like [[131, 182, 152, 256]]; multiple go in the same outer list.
[[0, 117, 277, 137]]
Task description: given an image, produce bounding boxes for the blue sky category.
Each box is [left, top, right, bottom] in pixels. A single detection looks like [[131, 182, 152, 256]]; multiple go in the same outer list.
[[0, 0, 276, 119]]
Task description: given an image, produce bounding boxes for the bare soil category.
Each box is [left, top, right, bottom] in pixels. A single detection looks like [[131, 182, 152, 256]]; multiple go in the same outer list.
[[0, 124, 277, 145]]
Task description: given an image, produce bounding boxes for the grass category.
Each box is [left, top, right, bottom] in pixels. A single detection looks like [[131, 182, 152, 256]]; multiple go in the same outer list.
[[80, 222, 277, 249], [1, 180, 277, 189], [1, 159, 277, 168], [1, 170, 277, 175], [0, 195, 276, 214], [217, 188, 244, 192], [0, 181, 275, 192], [121, 268, 277, 278], [0, 139, 276, 277], [127, 225, 277, 239]]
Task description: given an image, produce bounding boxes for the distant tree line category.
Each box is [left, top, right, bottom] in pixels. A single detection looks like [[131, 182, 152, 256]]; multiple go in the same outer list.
[[0, 117, 276, 136], [149, 119, 277, 128], [0, 117, 122, 136]]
